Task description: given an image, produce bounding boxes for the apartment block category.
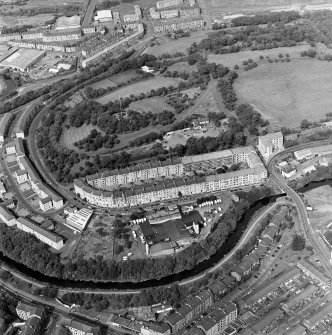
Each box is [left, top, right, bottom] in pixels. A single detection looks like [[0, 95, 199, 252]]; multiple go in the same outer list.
[[16, 217, 64, 250], [258, 131, 284, 161], [180, 7, 200, 17], [150, 7, 161, 19], [196, 302, 237, 335], [156, 0, 183, 9], [42, 30, 81, 42], [75, 165, 266, 208], [153, 18, 204, 32], [160, 9, 179, 19]]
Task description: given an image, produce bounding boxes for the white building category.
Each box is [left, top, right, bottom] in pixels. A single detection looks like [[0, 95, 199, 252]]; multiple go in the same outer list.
[[258, 132, 284, 161], [294, 149, 313, 161], [281, 165, 296, 179], [66, 207, 93, 231], [16, 217, 64, 250], [156, 0, 183, 9], [15, 169, 28, 183], [94, 10, 113, 22], [150, 7, 161, 20], [39, 196, 53, 212], [160, 9, 179, 19]]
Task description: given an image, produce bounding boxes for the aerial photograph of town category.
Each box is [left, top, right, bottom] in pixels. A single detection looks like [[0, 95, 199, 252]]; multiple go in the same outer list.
[[3, 0, 332, 334]]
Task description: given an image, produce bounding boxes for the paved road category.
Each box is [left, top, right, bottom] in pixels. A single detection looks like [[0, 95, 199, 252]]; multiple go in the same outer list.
[[82, 0, 97, 27], [267, 140, 332, 279]]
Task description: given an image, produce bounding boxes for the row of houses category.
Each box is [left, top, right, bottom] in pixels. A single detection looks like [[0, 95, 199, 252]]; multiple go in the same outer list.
[[81, 23, 144, 68], [231, 205, 289, 281], [85, 146, 264, 189], [5, 138, 63, 212], [8, 40, 77, 53], [74, 165, 267, 208], [0, 203, 63, 249]]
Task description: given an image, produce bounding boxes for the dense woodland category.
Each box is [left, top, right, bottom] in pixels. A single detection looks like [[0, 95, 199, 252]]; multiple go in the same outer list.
[[190, 11, 332, 55], [0, 186, 272, 282]]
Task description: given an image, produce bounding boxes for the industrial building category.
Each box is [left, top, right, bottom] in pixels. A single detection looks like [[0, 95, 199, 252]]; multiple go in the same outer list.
[[0, 49, 45, 72], [66, 207, 93, 231], [94, 10, 113, 22]]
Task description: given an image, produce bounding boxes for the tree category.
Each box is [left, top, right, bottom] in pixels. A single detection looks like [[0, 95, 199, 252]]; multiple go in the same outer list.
[[301, 119, 310, 129], [291, 234, 305, 251]]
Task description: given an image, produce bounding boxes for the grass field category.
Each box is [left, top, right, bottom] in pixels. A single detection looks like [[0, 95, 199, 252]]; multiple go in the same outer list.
[[204, 0, 332, 20], [61, 123, 101, 150], [208, 45, 309, 68], [88, 70, 139, 90], [144, 31, 209, 57], [234, 59, 332, 128], [96, 77, 180, 104], [128, 96, 174, 114], [167, 62, 198, 73], [0, 13, 55, 27]]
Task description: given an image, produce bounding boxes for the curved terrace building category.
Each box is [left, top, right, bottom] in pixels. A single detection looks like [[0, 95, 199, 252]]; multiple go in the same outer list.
[[74, 146, 267, 208]]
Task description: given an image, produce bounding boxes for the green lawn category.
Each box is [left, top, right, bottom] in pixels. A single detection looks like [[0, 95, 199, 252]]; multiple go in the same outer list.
[[234, 59, 332, 128], [96, 77, 180, 104]]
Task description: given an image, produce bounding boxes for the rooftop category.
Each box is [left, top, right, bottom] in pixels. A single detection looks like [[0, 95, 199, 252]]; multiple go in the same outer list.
[[0, 49, 45, 70], [250, 308, 283, 332]]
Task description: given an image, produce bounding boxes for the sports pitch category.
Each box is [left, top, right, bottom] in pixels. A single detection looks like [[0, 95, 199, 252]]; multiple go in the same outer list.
[[234, 59, 332, 128]]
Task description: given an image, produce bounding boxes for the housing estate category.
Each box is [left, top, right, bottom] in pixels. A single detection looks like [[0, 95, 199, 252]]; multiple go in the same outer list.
[[153, 18, 204, 32]]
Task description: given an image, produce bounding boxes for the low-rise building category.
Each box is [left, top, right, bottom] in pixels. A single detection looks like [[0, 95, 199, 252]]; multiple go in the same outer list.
[[0, 203, 16, 226], [294, 148, 313, 161], [281, 165, 296, 179], [39, 196, 53, 212], [95, 10, 113, 22], [303, 301, 332, 331], [62, 318, 100, 335], [16, 169, 28, 184], [141, 322, 171, 335], [249, 308, 284, 333], [66, 207, 93, 231]]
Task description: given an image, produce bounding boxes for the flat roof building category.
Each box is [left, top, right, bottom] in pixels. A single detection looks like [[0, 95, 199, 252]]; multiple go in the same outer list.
[[0, 49, 45, 72], [66, 207, 93, 231], [95, 10, 113, 22]]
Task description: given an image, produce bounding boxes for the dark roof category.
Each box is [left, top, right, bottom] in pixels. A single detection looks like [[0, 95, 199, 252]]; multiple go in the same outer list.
[[0, 203, 15, 221], [250, 308, 283, 332], [16, 217, 63, 243]]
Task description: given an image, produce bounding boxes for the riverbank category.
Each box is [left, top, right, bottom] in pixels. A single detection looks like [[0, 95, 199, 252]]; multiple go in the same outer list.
[[1, 174, 332, 293]]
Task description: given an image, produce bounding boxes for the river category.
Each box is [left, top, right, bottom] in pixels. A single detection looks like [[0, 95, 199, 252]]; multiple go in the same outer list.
[[0, 195, 283, 290]]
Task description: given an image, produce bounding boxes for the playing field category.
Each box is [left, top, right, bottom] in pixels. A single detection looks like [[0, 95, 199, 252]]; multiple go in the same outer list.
[[96, 77, 180, 104], [128, 96, 175, 114], [88, 70, 139, 90], [0, 13, 55, 27], [61, 123, 101, 150], [234, 59, 332, 128], [144, 31, 209, 57], [208, 45, 309, 68], [205, 0, 332, 20]]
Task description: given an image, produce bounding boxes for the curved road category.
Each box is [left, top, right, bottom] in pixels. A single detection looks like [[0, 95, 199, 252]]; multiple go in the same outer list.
[[268, 140, 332, 279]]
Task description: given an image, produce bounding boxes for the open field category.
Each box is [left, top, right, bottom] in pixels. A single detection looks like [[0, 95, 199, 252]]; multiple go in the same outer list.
[[88, 70, 139, 90], [61, 123, 101, 150], [128, 96, 175, 114], [204, 0, 332, 20], [96, 0, 156, 16], [144, 31, 209, 56], [96, 77, 180, 104], [0, 13, 55, 27], [234, 59, 332, 128], [167, 61, 197, 73], [208, 45, 309, 68]]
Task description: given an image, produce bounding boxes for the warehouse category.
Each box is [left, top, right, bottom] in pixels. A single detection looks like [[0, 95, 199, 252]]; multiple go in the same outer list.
[[0, 49, 45, 72]]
